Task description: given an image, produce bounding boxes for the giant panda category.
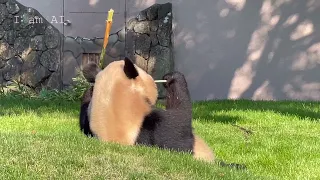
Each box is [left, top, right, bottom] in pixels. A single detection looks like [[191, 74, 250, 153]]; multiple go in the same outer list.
[[78, 61, 245, 169], [79, 65, 214, 162], [136, 72, 246, 169], [136, 71, 215, 162], [79, 62, 101, 137], [87, 57, 158, 145]]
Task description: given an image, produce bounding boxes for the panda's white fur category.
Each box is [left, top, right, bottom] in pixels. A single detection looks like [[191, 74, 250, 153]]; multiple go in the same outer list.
[[79, 61, 246, 169], [89, 57, 158, 145]]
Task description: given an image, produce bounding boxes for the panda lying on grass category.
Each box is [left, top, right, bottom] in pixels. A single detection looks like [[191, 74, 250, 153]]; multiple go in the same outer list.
[[79, 57, 246, 169]]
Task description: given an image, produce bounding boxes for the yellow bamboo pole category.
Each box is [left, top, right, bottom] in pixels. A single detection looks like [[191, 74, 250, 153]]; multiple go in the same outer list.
[[99, 9, 114, 68]]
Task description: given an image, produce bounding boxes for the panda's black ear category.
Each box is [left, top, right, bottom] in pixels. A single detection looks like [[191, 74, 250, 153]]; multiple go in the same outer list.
[[124, 57, 139, 79]]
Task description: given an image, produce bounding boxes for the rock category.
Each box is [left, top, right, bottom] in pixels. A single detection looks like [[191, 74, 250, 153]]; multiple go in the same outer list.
[[126, 18, 137, 30], [0, 4, 8, 24], [2, 18, 13, 31], [4, 30, 15, 45], [135, 33, 151, 59], [62, 51, 81, 85], [117, 28, 125, 42], [0, 41, 15, 60], [109, 33, 119, 44], [134, 21, 150, 34], [157, 17, 172, 47], [92, 37, 104, 47], [149, 45, 172, 79], [125, 30, 135, 60], [158, 3, 172, 19], [0, 1, 66, 89], [94, 34, 118, 48], [46, 72, 61, 89], [81, 39, 101, 53], [15, 28, 29, 37], [63, 37, 84, 58], [0, 1, 174, 91], [7, 13, 13, 19], [134, 54, 148, 72], [44, 26, 60, 49], [0, 58, 5, 68], [2, 56, 23, 80], [149, 45, 173, 97], [107, 41, 125, 58], [0, 25, 5, 39], [19, 9, 37, 28], [14, 37, 31, 56], [149, 32, 158, 46], [31, 35, 46, 51], [150, 20, 159, 32], [28, 22, 47, 37], [137, 10, 147, 21], [20, 64, 51, 87], [146, 4, 160, 20], [40, 49, 59, 71], [20, 51, 43, 87], [6, 0, 20, 14], [21, 50, 41, 71]]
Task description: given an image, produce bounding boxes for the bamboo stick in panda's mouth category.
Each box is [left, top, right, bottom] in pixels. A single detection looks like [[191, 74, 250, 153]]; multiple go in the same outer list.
[[154, 80, 167, 83]]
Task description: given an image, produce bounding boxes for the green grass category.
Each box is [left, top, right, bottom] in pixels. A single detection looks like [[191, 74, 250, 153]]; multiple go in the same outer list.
[[0, 96, 319, 180]]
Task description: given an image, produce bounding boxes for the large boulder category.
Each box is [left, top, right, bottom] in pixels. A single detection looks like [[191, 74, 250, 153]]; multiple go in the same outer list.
[[125, 3, 174, 98], [0, 0, 63, 90]]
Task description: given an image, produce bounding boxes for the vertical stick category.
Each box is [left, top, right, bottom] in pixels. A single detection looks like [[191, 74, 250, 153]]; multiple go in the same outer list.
[[99, 9, 114, 68]]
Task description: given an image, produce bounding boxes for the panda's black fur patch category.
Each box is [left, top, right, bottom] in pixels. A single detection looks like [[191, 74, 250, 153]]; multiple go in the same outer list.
[[136, 71, 246, 169], [136, 71, 195, 153], [79, 86, 95, 137], [124, 57, 139, 79], [78, 64, 246, 169], [79, 62, 101, 137]]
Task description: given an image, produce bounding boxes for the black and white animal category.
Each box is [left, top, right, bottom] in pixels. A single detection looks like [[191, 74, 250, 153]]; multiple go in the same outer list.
[[79, 60, 245, 168], [136, 71, 215, 162], [79, 57, 158, 145], [79, 62, 214, 162], [79, 62, 100, 137]]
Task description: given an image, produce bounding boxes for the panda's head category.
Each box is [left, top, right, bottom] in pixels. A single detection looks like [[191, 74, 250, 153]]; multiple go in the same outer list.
[[121, 57, 159, 106], [162, 71, 191, 108], [163, 71, 188, 89], [92, 57, 158, 109]]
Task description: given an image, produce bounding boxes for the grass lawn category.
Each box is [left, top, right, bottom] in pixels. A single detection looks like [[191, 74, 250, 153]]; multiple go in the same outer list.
[[0, 96, 319, 179]]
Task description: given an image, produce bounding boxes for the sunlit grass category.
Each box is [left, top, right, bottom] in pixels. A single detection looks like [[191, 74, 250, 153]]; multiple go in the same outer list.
[[0, 96, 319, 179]]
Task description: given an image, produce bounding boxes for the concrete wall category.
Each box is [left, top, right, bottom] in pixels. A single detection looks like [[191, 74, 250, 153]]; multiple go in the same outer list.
[[128, 0, 320, 101], [19, 0, 125, 37], [180, 0, 319, 101], [18, 0, 63, 32], [16, 0, 320, 101]]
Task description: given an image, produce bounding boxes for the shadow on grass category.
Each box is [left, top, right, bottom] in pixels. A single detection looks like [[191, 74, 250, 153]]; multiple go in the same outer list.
[[193, 100, 320, 122], [209, 114, 240, 124], [0, 96, 80, 118]]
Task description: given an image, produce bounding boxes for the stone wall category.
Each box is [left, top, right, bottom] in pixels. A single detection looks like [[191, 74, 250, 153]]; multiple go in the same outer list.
[[0, 0, 63, 90], [0, 0, 173, 97], [62, 29, 126, 88], [126, 3, 174, 97], [63, 3, 174, 98]]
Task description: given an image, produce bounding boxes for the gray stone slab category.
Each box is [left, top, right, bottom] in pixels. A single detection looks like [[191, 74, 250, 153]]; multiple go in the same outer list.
[[62, 51, 81, 85], [63, 37, 84, 58]]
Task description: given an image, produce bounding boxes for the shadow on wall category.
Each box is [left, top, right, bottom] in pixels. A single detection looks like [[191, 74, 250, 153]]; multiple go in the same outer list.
[[129, 0, 320, 101]]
